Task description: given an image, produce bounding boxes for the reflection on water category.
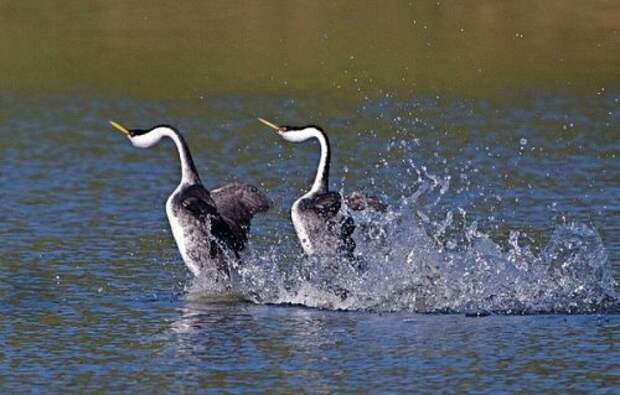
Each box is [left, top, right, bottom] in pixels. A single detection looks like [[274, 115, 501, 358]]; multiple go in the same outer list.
[[164, 301, 619, 393]]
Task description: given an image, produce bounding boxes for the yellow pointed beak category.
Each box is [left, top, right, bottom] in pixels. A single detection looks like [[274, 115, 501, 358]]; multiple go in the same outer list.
[[109, 120, 131, 136], [257, 117, 281, 132]]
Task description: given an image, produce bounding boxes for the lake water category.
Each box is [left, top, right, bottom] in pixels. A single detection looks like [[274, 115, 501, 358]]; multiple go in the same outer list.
[[1, 1, 619, 392]]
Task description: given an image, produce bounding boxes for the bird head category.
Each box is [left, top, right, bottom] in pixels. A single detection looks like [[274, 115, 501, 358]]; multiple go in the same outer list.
[[109, 121, 177, 148], [257, 118, 325, 144]]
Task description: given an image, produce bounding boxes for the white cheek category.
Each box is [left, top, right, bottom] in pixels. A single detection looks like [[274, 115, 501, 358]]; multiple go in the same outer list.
[[283, 131, 312, 143], [131, 139, 147, 148], [130, 135, 157, 148]]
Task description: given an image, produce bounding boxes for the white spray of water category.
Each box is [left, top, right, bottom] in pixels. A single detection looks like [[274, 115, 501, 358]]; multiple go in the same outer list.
[[187, 186, 616, 314], [228, 207, 616, 313], [187, 138, 617, 314]]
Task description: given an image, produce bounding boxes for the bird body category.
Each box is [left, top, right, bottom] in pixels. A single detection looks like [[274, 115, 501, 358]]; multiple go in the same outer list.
[[167, 183, 192, 268], [166, 183, 235, 278], [110, 122, 270, 279], [290, 199, 311, 253], [291, 190, 356, 257]]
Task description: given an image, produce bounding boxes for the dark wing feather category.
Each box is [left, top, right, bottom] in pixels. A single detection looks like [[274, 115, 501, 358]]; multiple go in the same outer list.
[[300, 192, 357, 256], [178, 184, 245, 253], [340, 215, 356, 256], [179, 184, 219, 220], [211, 182, 271, 230], [346, 191, 388, 212], [299, 191, 342, 218]]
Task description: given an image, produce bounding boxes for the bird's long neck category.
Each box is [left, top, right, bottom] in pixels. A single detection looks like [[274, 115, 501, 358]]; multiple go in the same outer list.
[[307, 130, 330, 196], [165, 129, 201, 185]]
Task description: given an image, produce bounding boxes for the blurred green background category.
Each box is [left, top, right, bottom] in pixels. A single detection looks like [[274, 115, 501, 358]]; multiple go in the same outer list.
[[1, 0, 618, 101]]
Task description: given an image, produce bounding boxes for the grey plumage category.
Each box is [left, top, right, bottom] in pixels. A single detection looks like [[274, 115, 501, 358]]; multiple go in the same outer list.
[[294, 191, 356, 258], [294, 190, 386, 259], [265, 123, 386, 259], [110, 122, 270, 280], [346, 191, 388, 213], [211, 182, 271, 231], [170, 181, 270, 279]]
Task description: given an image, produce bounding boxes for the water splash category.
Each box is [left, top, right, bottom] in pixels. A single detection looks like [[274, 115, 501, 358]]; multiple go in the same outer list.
[[225, 203, 617, 314], [187, 180, 617, 314], [186, 99, 618, 314], [188, 160, 616, 314]]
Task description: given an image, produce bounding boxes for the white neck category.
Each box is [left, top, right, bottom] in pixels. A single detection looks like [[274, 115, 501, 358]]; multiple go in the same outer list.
[[165, 130, 200, 185], [132, 126, 201, 186], [307, 130, 329, 196], [280, 127, 331, 199]]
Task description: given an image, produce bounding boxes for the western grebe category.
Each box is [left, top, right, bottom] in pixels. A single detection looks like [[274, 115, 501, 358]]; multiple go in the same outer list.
[[109, 121, 270, 282], [258, 118, 385, 259]]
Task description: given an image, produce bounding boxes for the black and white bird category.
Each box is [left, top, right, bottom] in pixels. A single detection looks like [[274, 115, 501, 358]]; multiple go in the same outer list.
[[258, 118, 386, 260], [109, 121, 270, 281]]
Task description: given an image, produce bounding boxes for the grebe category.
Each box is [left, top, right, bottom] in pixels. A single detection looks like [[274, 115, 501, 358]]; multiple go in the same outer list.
[[110, 121, 270, 282], [258, 118, 385, 259]]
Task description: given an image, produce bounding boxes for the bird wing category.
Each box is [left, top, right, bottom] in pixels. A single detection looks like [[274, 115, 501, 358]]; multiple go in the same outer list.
[[299, 191, 357, 256], [211, 182, 271, 230], [346, 191, 388, 212], [299, 191, 342, 218], [178, 184, 219, 220], [178, 184, 246, 252]]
